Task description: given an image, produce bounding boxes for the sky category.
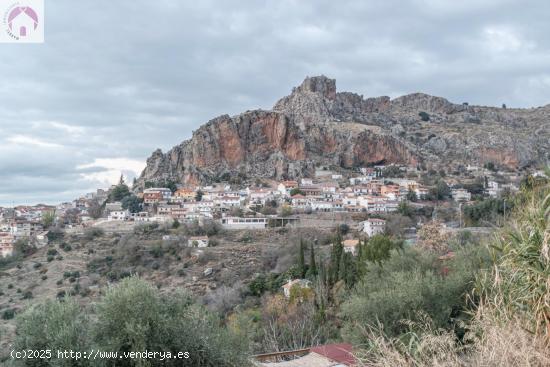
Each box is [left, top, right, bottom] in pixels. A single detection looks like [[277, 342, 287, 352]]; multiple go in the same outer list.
[[0, 0, 549, 206]]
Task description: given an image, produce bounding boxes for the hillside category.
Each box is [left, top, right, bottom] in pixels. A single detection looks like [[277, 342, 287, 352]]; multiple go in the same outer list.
[[136, 76, 549, 188]]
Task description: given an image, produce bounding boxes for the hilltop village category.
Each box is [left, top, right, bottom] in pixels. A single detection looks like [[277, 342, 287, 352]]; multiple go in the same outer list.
[[0, 162, 533, 258]]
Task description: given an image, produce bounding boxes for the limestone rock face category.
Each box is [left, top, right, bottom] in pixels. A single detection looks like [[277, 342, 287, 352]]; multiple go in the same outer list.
[[136, 76, 549, 188]]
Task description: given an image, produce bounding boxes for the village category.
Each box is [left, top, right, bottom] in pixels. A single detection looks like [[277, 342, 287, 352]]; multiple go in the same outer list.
[[0, 162, 530, 261]]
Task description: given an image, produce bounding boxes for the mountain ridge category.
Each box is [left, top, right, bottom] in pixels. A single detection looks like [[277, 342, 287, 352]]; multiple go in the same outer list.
[[136, 76, 549, 188]]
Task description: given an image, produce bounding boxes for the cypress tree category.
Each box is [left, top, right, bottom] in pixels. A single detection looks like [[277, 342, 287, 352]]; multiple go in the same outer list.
[[306, 243, 317, 278], [330, 234, 343, 284], [298, 239, 306, 278]]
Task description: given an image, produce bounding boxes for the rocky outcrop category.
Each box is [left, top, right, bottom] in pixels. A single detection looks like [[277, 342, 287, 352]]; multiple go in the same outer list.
[[136, 76, 549, 188]]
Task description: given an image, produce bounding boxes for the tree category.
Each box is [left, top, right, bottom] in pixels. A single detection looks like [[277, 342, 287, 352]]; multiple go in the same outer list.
[[195, 190, 204, 202], [172, 219, 180, 229], [260, 294, 327, 352], [14, 239, 35, 257], [121, 194, 142, 213], [14, 299, 91, 365], [398, 201, 414, 217], [306, 243, 317, 278], [41, 210, 56, 228], [95, 277, 249, 366], [109, 182, 130, 202], [14, 277, 250, 366], [290, 188, 305, 196], [88, 198, 104, 219], [363, 235, 403, 265], [298, 239, 306, 278], [430, 179, 451, 200], [406, 190, 418, 202], [281, 205, 292, 217], [329, 235, 344, 284]]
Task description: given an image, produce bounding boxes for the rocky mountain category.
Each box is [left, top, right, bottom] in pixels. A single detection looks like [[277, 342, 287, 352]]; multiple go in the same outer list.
[[136, 76, 549, 188]]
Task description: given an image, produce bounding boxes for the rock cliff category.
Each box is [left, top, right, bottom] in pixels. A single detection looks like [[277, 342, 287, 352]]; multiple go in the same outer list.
[[136, 76, 549, 188]]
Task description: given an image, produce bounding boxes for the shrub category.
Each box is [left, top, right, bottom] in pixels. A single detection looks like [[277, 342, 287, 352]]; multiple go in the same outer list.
[[2, 309, 15, 320], [15, 298, 88, 355], [47, 248, 58, 256], [134, 222, 159, 235], [419, 111, 430, 121], [479, 183, 550, 337], [341, 244, 490, 342], [93, 277, 249, 366], [84, 227, 104, 240]]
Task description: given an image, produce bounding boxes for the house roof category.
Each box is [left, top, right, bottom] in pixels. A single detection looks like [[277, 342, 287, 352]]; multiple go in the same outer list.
[[254, 343, 355, 367], [343, 239, 359, 247], [311, 343, 356, 366], [366, 218, 386, 223]]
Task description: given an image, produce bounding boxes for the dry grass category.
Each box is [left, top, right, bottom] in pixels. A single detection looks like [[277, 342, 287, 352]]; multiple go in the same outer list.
[[355, 309, 550, 367]]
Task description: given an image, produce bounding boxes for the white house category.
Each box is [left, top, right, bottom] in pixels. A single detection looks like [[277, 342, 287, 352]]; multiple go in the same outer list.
[[188, 236, 209, 248], [108, 210, 129, 221], [282, 279, 312, 298], [220, 216, 269, 229], [343, 239, 360, 256], [363, 218, 386, 237], [451, 189, 472, 202], [486, 181, 500, 198], [0, 233, 15, 257], [10, 221, 31, 238], [277, 181, 299, 196], [35, 231, 49, 247]]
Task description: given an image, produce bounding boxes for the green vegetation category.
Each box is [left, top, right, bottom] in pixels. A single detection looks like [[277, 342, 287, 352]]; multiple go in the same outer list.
[[350, 174, 550, 366], [430, 179, 451, 200], [418, 111, 430, 121], [121, 194, 142, 213], [463, 197, 510, 226], [41, 210, 56, 228], [13, 277, 250, 366], [289, 188, 305, 196]]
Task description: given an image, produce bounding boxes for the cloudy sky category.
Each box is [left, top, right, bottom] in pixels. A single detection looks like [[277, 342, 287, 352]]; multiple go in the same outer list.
[[0, 0, 549, 205]]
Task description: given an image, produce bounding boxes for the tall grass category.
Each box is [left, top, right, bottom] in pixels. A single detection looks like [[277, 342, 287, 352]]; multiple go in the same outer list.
[[355, 178, 550, 366], [480, 182, 550, 337]]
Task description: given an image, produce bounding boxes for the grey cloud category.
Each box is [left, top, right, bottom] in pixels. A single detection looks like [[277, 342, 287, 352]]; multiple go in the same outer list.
[[0, 0, 549, 205]]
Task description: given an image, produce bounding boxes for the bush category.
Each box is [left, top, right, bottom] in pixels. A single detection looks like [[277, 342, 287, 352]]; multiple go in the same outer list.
[[84, 227, 104, 240], [134, 222, 159, 235], [463, 198, 508, 226], [341, 244, 490, 342], [2, 308, 15, 320], [419, 111, 430, 121], [47, 248, 58, 256], [93, 277, 249, 365]]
